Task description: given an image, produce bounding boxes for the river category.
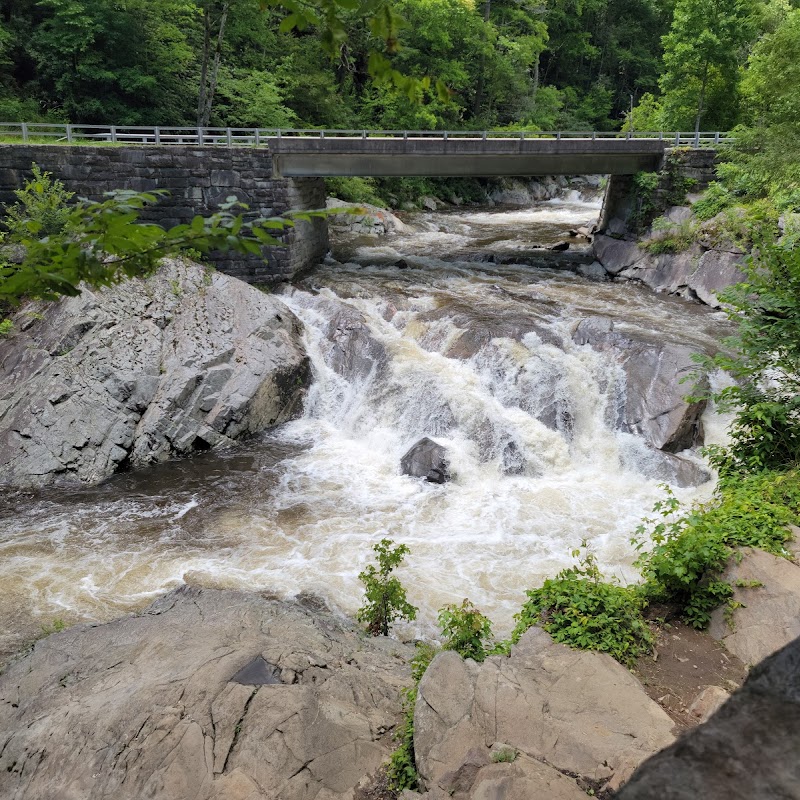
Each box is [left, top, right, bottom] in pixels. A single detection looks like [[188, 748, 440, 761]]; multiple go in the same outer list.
[[0, 195, 733, 661]]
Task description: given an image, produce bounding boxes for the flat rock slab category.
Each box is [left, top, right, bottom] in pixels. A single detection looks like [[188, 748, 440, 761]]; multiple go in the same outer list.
[[0, 260, 309, 488], [0, 586, 414, 800], [618, 634, 800, 799], [414, 628, 676, 796], [709, 548, 800, 666]]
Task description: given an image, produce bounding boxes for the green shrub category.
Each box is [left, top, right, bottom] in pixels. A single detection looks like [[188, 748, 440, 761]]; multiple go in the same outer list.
[[642, 217, 698, 254], [511, 544, 652, 666], [692, 182, 732, 221], [438, 598, 493, 662], [634, 474, 799, 627], [0, 318, 12, 337], [386, 642, 438, 791], [357, 538, 418, 636], [3, 164, 75, 241], [324, 177, 387, 207]]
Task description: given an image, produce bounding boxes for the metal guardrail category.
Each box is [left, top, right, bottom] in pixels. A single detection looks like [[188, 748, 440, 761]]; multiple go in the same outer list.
[[0, 123, 733, 148]]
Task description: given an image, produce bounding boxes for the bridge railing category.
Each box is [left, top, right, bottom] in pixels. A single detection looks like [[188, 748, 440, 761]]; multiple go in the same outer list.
[[0, 123, 734, 147]]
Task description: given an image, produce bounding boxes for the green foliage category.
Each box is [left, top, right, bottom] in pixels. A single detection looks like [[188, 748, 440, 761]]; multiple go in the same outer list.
[[692, 182, 733, 221], [385, 642, 437, 791], [659, 0, 762, 131], [324, 177, 386, 207], [40, 618, 66, 636], [3, 165, 75, 241], [634, 474, 799, 627], [642, 217, 698, 254], [357, 538, 418, 636], [697, 242, 800, 476], [0, 188, 307, 304], [511, 543, 653, 667], [438, 598, 493, 662], [0, 318, 12, 337], [491, 747, 517, 763]]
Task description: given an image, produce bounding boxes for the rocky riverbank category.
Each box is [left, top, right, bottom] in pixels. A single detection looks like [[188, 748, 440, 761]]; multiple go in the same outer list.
[[0, 260, 311, 487], [1, 556, 799, 800]]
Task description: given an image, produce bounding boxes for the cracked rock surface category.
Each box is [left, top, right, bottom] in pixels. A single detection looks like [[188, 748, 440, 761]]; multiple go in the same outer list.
[[413, 628, 676, 798], [0, 260, 310, 487], [0, 586, 414, 800]]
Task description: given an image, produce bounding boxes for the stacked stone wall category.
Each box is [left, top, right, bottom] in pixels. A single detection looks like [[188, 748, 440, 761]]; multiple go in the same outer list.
[[0, 145, 328, 282]]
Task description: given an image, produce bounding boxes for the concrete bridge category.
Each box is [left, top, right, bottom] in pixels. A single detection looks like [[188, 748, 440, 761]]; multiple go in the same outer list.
[[0, 125, 723, 281]]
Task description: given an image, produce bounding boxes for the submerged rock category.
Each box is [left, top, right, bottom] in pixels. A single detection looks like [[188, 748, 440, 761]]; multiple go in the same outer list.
[[414, 628, 675, 797], [401, 437, 451, 483], [0, 586, 414, 800], [573, 315, 707, 452], [617, 635, 800, 799], [0, 260, 310, 488]]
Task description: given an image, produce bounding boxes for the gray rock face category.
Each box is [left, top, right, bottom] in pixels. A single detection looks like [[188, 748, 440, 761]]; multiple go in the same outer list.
[[617, 635, 800, 799], [401, 437, 451, 483], [573, 316, 707, 452], [414, 629, 675, 797], [0, 260, 310, 488], [592, 233, 747, 309], [709, 548, 800, 666], [0, 586, 414, 800], [326, 198, 408, 236]]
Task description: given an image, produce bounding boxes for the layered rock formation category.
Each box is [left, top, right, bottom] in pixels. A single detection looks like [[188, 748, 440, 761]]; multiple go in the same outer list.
[[412, 628, 676, 798], [0, 586, 414, 800], [0, 260, 310, 487]]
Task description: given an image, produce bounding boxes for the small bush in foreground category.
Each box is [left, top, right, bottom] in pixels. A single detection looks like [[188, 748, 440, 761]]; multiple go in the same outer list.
[[635, 475, 799, 628], [438, 598, 493, 662], [357, 538, 418, 636], [511, 544, 653, 667], [3, 164, 75, 241]]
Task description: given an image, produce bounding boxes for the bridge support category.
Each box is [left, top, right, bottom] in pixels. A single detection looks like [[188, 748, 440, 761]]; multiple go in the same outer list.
[[0, 145, 328, 283]]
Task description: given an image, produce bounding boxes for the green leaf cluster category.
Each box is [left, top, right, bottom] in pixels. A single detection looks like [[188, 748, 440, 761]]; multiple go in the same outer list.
[[511, 543, 653, 667], [4, 165, 75, 241], [437, 598, 493, 662], [357, 538, 418, 636], [634, 474, 800, 628]]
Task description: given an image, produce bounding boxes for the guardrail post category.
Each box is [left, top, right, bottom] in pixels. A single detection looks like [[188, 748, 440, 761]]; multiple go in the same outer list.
[[21, 122, 28, 142], [674, 132, 680, 145], [626, 129, 631, 140], [714, 131, 720, 144], [403, 131, 408, 141], [694, 130, 700, 147], [65, 124, 73, 143], [255, 129, 260, 147], [226, 127, 232, 146], [155, 127, 161, 144], [320, 130, 325, 139], [556, 131, 561, 141], [443, 131, 448, 141], [111, 125, 117, 143], [361, 130, 366, 140], [592, 131, 596, 140]]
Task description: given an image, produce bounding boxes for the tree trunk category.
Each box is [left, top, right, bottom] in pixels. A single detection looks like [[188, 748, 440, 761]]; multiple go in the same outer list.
[[197, 1, 230, 129], [694, 58, 710, 138], [472, 0, 491, 121]]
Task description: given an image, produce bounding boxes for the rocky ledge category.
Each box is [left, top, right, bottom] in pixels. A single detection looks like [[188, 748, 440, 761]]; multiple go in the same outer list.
[[1, 576, 800, 800], [0, 260, 310, 487]]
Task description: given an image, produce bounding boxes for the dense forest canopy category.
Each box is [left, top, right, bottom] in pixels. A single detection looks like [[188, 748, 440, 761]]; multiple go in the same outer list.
[[0, 0, 796, 132]]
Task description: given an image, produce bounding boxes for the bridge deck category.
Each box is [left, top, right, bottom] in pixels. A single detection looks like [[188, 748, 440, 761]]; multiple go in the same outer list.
[[267, 136, 672, 177]]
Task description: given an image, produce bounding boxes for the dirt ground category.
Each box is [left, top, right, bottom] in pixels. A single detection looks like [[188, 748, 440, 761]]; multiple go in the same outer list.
[[634, 613, 748, 731]]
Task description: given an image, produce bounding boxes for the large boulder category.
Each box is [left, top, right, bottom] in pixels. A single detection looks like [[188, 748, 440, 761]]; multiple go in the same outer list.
[[573, 316, 707, 452], [414, 628, 675, 797], [708, 548, 800, 666], [401, 437, 451, 483], [326, 198, 408, 236], [617, 635, 800, 799], [0, 260, 310, 487], [0, 586, 414, 800]]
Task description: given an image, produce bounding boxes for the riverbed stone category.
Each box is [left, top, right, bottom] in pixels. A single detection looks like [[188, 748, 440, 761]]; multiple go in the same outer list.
[[401, 437, 451, 483], [327, 198, 408, 236], [617, 635, 800, 799], [0, 586, 414, 800], [0, 260, 310, 488], [708, 548, 800, 666], [573, 316, 707, 452], [414, 628, 675, 796]]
